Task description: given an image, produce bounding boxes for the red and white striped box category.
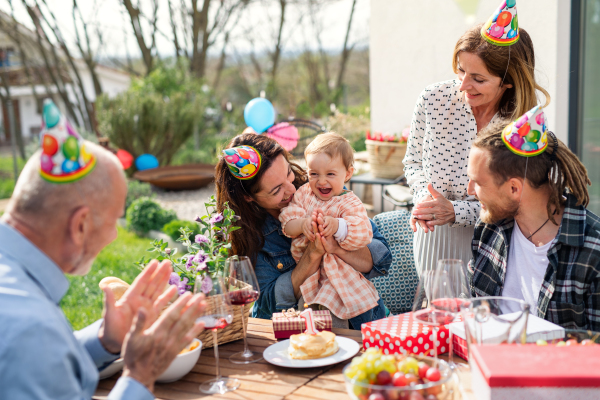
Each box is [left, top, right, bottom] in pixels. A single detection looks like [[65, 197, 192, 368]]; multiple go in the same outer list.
[[361, 312, 453, 356]]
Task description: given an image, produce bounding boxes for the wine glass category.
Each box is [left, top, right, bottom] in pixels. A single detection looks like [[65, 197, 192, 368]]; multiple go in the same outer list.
[[429, 259, 471, 366], [412, 270, 445, 360], [225, 255, 262, 364], [194, 275, 240, 394]]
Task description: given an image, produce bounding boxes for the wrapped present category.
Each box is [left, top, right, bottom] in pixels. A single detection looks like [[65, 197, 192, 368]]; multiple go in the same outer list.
[[449, 313, 565, 361], [361, 312, 453, 356], [471, 344, 600, 400], [272, 309, 332, 339]]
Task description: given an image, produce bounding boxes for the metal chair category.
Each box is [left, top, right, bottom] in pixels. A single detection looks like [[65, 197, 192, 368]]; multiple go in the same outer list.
[[277, 118, 326, 159]]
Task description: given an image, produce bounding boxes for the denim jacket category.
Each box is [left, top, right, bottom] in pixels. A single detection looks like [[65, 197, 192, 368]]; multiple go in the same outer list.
[[251, 214, 393, 320]]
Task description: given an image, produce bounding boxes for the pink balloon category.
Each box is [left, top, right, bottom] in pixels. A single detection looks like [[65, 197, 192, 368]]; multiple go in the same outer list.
[[489, 24, 505, 38], [535, 112, 545, 126], [41, 153, 54, 173], [514, 115, 528, 129], [266, 122, 299, 152], [225, 154, 239, 164]]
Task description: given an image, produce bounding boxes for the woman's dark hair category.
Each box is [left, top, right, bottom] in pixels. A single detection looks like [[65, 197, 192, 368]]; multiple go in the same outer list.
[[452, 24, 550, 120], [474, 119, 591, 224], [215, 133, 307, 264]]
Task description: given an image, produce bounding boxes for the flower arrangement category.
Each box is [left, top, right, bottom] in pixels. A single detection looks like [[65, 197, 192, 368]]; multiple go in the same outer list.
[[366, 128, 410, 143], [136, 196, 240, 294]]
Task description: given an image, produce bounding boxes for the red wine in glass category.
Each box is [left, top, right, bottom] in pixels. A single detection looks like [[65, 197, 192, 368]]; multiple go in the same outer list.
[[229, 289, 259, 306], [197, 315, 231, 330]]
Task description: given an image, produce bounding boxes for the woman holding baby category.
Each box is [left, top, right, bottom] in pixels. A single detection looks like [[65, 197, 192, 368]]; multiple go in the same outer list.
[[215, 133, 392, 329]]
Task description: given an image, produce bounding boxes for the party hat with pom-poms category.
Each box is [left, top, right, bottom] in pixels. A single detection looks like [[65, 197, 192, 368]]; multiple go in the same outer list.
[[39, 99, 96, 183], [502, 105, 548, 157], [481, 0, 519, 46]]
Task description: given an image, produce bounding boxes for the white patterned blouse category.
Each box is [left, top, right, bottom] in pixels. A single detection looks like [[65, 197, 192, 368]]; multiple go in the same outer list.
[[403, 79, 482, 228]]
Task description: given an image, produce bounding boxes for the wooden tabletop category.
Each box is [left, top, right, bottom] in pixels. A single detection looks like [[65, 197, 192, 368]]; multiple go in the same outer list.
[[94, 318, 474, 400]]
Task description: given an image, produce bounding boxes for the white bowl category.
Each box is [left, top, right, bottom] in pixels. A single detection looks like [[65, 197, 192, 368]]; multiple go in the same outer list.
[[156, 339, 202, 383], [99, 358, 124, 380]]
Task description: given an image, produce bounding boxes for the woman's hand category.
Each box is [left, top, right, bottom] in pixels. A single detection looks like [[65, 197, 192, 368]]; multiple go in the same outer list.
[[411, 183, 456, 233]]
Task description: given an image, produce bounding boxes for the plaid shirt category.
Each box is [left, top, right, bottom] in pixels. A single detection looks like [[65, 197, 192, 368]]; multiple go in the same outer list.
[[468, 193, 600, 330]]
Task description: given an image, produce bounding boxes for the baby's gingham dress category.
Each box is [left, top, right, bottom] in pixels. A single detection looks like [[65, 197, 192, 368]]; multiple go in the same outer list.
[[279, 184, 379, 319]]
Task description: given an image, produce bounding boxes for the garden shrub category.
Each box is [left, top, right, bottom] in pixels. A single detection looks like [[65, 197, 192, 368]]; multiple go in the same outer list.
[[125, 180, 154, 212], [126, 197, 177, 235], [162, 219, 200, 241]]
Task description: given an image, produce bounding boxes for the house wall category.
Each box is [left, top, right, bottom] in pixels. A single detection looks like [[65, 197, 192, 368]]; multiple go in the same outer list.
[[370, 0, 571, 144]]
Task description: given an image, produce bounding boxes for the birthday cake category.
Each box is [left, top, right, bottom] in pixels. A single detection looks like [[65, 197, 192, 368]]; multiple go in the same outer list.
[[288, 331, 339, 360]]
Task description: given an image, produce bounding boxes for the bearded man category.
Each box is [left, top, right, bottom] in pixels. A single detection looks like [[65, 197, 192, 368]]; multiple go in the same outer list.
[[466, 106, 600, 330]]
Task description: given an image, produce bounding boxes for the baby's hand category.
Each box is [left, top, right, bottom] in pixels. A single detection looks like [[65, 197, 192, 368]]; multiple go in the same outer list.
[[302, 218, 316, 241], [320, 216, 339, 238]]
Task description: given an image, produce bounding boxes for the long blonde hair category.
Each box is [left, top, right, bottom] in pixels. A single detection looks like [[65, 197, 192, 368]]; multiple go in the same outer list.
[[452, 24, 550, 121]]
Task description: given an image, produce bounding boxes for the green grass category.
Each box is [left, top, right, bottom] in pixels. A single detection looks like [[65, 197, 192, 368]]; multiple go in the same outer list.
[[60, 226, 151, 330], [0, 155, 25, 199]]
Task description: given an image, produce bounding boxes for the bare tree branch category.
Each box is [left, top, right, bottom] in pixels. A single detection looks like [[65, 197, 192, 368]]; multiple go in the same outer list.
[[336, 0, 356, 91], [122, 0, 155, 74]]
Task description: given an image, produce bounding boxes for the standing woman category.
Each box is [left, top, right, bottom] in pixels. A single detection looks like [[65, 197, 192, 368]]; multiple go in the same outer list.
[[403, 1, 550, 274]]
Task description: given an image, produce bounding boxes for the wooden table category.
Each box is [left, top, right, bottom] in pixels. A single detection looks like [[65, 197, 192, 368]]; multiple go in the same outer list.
[[94, 318, 475, 400]]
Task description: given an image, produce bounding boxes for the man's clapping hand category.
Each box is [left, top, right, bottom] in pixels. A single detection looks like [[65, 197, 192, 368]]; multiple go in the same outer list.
[[121, 291, 206, 392]]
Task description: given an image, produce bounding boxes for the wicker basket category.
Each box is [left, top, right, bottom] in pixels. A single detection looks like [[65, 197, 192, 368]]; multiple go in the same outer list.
[[366, 139, 407, 179]]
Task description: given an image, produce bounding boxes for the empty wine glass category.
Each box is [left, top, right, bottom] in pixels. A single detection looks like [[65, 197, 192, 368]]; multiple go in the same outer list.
[[194, 275, 239, 394], [412, 270, 445, 360], [430, 259, 471, 366], [225, 255, 262, 364]]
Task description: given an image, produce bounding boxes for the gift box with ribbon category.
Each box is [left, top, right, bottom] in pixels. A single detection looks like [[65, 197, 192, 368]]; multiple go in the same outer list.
[[272, 309, 332, 339], [361, 312, 452, 356]]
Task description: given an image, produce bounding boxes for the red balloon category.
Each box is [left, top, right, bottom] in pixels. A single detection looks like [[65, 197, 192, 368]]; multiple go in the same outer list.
[[42, 134, 58, 155], [116, 149, 134, 169]]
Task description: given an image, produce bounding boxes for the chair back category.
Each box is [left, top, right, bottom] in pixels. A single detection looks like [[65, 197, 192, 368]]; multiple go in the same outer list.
[[372, 210, 419, 314]]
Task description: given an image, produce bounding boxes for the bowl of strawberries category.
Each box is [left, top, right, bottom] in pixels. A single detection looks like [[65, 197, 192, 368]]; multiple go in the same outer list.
[[343, 348, 454, 400]]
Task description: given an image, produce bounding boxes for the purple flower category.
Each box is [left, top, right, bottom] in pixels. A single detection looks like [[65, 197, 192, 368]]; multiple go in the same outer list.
[[193, 250, 207, 264], [177, 277, 189, 295], [195, 262, 208, 273], [210, 213, 224, 225], [195, 234, 209, 244], [233, 215, 241, 221], [168, 272, 180, 285], [185, 256, 194, 271], [200, 275, 213, 294], [165, 248, 171, 255], [194, 215, 202, 222]]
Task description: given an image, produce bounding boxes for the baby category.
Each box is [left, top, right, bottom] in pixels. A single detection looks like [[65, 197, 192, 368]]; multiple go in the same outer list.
[[279, 132, 380, 320]]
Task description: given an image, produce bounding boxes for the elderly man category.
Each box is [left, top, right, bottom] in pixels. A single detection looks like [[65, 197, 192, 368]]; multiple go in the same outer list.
[[466, 107, 600, 330], [0, 137, 206, 399]]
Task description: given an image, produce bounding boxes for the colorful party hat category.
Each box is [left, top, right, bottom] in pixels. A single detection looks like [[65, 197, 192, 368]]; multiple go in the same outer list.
[[502, 105, 548, 157], [222, 145, 262, 179], [481, 0, 519, 46], [39, 99, 96, 183]]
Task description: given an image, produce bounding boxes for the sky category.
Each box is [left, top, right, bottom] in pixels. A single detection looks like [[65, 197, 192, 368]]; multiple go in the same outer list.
[[0, 0, 370, 60]]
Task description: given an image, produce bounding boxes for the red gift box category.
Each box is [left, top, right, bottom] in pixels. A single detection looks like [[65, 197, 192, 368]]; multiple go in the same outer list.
[[272, 309, 332, 339], [471, 344, 600, 400], [361, 312, 452, 356]]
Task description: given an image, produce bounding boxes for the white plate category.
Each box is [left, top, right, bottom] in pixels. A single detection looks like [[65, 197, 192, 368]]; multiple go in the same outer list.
[[263, 336, 360, 368]]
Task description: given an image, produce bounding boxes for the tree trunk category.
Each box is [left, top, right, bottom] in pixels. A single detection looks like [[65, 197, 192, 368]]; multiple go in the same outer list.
[[190, 0, 211, 78]]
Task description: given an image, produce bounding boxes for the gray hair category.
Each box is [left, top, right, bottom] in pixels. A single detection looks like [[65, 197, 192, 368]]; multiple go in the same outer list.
[[7, 142, 125, 225]]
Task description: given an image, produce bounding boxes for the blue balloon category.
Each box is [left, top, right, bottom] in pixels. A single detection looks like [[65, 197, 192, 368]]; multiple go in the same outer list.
[[236, 158, 249, 168], [135, 154, 159, 171], [62, 159, 80, 173], [244, 98, 276, 133]]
